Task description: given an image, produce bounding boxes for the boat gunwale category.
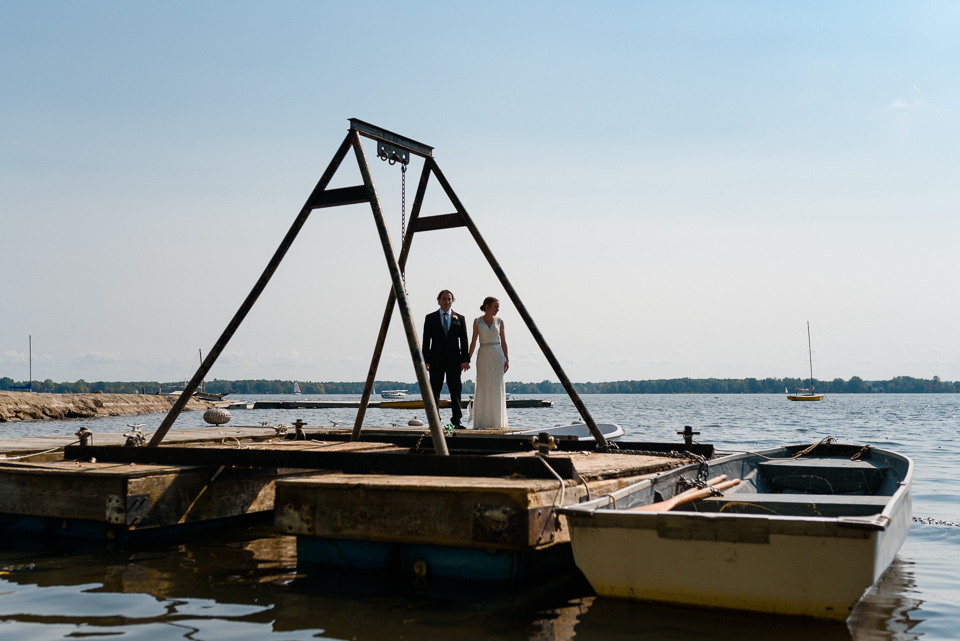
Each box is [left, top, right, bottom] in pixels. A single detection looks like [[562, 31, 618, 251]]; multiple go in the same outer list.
[[558, 442, 913, 534]]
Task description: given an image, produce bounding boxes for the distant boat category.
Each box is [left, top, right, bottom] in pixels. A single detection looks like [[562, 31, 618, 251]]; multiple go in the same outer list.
[[194, 391, 225, 402], [787, 321, 824, 401], [294, 382, 302, 395], [380, 389, 407, 399], [515, 422, 624, 442]]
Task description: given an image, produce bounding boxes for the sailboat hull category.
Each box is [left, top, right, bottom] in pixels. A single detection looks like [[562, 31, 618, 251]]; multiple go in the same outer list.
[[787, 322, 823, 402], [787, 394, 824, 401]]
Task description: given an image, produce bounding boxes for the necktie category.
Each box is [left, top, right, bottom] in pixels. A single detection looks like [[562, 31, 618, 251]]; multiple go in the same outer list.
[[443, 313, 450, 335]]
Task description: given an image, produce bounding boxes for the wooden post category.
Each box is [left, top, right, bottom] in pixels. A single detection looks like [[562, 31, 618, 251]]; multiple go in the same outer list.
[[349, 131, 448, 455], [353, 161, 432, 438]]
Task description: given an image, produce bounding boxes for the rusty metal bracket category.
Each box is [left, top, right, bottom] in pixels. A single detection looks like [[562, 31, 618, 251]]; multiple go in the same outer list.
[[106, 493, 150, 526], [377, 140, 410, 166], [126, 494, 151, 526]]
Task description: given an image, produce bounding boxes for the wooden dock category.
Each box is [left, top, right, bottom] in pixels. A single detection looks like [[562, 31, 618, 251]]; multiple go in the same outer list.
[[0, 424, 710, 581], [0, 426, 386, 539]]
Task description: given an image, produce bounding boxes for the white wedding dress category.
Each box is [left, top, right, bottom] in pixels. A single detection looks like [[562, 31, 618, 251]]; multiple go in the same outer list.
[[472, 316, 507, 429]]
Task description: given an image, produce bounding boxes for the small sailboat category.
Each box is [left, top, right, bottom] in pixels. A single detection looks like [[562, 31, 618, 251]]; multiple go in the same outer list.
[[294, 382, 302, 395], [787, 321, 824, 401]]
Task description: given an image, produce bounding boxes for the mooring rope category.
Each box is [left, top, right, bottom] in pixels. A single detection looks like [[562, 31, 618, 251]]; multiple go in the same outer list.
[[715, 436, 838, 461], [2, 440, 80, 460], [220, 435, 246, 448]]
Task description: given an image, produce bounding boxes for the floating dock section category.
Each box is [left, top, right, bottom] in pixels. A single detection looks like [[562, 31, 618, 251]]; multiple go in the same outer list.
[[0, 425, 713, 583], [0, 426, 391, 539], [274, 445, 689, 582]]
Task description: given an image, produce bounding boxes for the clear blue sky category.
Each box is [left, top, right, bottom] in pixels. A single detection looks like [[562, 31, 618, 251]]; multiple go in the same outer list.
[[3, 2, 959, 385]]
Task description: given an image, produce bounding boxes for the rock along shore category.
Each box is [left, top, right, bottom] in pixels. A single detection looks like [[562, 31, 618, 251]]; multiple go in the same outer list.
[[0, 391, 215, 423]]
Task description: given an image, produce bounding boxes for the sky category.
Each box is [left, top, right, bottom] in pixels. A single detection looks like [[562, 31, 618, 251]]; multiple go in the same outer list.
[[2, 1, 959, 386]]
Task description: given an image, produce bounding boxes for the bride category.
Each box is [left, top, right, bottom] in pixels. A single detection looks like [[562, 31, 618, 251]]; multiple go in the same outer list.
[[468, 296, 509, 429]]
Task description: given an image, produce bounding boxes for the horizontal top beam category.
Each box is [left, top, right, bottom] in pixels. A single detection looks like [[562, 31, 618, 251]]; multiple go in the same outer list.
[[349, 118, 434, 158]]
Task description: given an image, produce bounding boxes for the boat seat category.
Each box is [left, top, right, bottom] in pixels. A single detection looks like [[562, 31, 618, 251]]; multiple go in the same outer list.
[[757, 458, 888, 494], [688, 492, 890, 517]]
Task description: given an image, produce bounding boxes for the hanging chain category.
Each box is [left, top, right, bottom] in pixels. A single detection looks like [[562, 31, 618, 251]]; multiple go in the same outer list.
[[375, 142, 409, 287], [400, 163, 407, 283]]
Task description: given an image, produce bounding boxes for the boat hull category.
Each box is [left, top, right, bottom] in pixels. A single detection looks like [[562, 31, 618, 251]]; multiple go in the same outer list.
[[787, 393, 824, 401], [560, 443, 912, 620], [516, 423, 624, 441]]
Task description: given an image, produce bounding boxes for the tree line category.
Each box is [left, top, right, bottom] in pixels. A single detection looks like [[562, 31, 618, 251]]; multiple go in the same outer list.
[[3, 375, 958, 395]]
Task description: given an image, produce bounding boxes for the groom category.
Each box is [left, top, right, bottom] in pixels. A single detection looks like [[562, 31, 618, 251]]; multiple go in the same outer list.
[[422, 289, 470, 428]]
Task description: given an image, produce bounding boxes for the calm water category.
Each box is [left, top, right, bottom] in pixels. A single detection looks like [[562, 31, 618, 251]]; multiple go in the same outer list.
[[1, 394, 958, 640]]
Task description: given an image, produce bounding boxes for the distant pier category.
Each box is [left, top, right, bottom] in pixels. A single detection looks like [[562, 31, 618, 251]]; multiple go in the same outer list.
[[232, 398, 554, 410]]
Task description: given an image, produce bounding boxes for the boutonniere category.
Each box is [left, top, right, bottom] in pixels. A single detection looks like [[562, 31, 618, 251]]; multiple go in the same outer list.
[[452, 315, 459, 322]]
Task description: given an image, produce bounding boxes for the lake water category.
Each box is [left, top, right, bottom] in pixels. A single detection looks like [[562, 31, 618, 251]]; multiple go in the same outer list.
[[1, 393, 958, 640]]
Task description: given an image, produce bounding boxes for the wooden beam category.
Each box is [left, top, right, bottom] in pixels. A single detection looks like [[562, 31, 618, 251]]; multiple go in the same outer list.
[[306, 185, 369, 210], [410, 213, 465, 232]]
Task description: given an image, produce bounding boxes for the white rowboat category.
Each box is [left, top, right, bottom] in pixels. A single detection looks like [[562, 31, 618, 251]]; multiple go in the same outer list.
[[558, 440, 912, 620]]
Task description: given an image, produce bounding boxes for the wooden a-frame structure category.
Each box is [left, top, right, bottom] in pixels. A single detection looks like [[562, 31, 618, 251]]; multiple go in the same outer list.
[[148, 119, 608, 454]]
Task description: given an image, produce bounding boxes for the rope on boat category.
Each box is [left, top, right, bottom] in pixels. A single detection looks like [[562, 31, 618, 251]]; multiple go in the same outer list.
[[715, 436, 839, 461], [850, 445, 871, 460]]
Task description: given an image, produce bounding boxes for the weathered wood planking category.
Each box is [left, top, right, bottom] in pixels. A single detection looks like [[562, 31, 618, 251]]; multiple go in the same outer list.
[[274, 450, 685, 550], [0, 437, 398, 538], [0, 426, 288, 457], [0, 460, 278, 527]]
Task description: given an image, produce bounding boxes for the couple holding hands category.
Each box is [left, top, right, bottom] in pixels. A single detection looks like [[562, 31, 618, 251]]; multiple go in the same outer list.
[[422, 289, 509, 430]]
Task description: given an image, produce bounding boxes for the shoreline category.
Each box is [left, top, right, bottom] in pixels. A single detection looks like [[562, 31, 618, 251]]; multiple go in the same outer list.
[[0, 391, 215, 423]]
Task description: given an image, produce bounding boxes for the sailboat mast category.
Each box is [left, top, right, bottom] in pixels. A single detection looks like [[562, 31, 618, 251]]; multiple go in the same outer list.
[[806, 321, 814, 389]]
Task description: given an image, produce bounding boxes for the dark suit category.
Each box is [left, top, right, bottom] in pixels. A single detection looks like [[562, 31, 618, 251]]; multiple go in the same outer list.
[[422, 309, 470, 426]]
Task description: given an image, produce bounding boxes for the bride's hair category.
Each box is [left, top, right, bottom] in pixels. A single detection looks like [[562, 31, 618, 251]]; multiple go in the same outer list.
[[480, 296, 498, 311]]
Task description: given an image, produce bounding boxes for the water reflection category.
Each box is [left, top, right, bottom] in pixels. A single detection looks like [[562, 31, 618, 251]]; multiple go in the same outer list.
[[848, 560, 924, 640], [0, 526, 928, 641], [2, 393, 954, 640]]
